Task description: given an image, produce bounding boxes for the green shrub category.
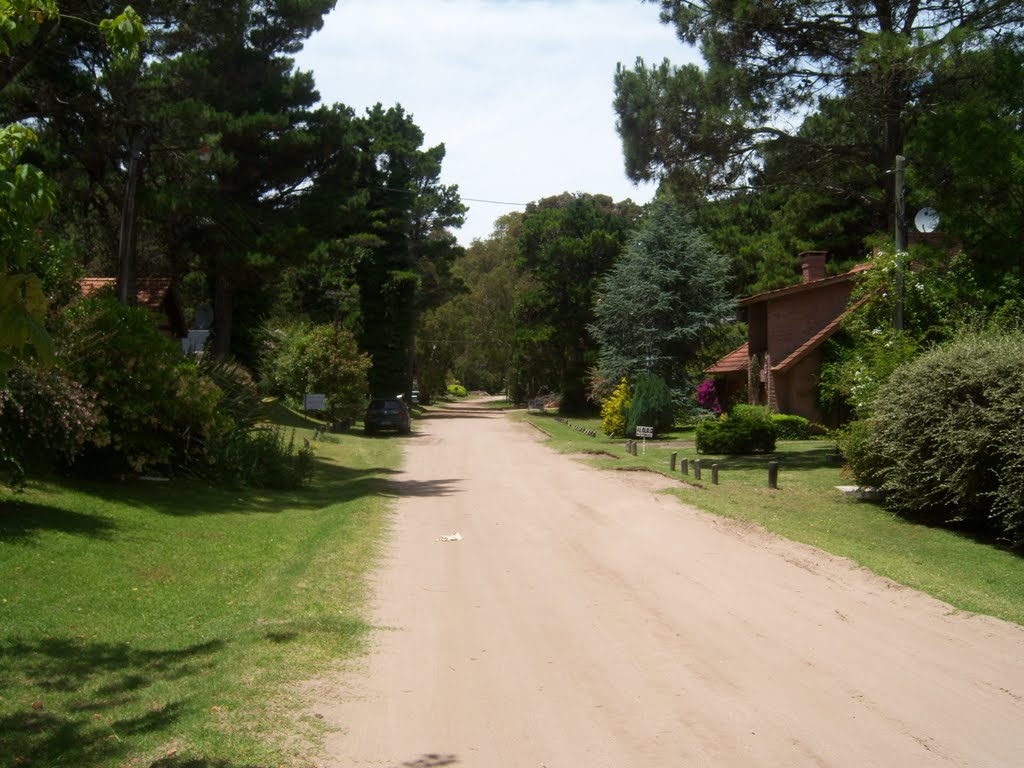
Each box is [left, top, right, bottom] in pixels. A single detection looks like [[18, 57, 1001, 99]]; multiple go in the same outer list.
[[696, 405, 776, 454], [852, 329, 1024, 548], [260, 322, 370, 422], [832, 419, 887, 487], [0, 361, 102, 487], [772, 413, 811, 440], [627, 372, 674, 436], [196, 355, 262, 429], [601, 377, 630, 436], [59, 296, 228, 476], [200, 426, 314, 490], [447, 383, 467, 397]]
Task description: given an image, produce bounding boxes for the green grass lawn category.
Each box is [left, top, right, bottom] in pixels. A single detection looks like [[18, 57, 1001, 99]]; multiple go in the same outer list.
[[523, 411, 1024, 627], [0, 411, 403, 768]]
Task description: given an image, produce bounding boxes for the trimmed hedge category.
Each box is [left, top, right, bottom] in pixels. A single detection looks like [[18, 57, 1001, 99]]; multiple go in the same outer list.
[[696, 405, 777, 454], [844, 330, 1024, 548], [772, 413, 811, 440]]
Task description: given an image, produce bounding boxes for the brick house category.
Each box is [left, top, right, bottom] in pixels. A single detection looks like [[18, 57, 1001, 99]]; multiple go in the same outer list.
[[706, 251, 869, 423], [79, 277, 188, 341]]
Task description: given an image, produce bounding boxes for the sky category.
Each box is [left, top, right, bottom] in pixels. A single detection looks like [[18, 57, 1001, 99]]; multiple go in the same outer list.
[[294, 0, 702, 245]]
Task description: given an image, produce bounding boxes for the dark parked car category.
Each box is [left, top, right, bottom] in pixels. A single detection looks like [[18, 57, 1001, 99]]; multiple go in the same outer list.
[[364, 398, 411, 435]]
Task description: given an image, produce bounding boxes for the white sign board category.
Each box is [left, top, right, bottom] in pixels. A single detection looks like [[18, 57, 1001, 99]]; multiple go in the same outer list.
[[303, 394, 327, 411], [636, 425, 654, 438]]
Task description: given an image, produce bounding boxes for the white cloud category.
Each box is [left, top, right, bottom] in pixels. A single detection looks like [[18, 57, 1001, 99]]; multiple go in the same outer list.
[[294, 0, 700, 244]]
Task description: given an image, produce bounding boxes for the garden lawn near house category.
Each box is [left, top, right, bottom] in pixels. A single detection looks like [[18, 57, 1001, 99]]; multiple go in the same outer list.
[[0, 412, 401, 768], [523, 412, 1024, 627]]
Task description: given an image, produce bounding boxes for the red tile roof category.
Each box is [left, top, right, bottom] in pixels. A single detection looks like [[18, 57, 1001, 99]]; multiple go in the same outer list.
[[79, 277, 175, 313], [78, 277, 187, 338], [705, 342, 749, 375]]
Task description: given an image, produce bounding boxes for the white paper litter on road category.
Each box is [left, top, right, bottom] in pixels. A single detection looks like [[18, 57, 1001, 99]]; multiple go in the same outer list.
[[437, 532, 463, 542]]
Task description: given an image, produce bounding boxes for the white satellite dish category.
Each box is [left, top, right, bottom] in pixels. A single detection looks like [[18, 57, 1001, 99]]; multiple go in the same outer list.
[[914, 207, 941, 233]]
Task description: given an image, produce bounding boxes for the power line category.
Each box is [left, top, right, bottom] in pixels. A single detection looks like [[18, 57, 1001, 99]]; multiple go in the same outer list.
[[363, 184, 526, 207]]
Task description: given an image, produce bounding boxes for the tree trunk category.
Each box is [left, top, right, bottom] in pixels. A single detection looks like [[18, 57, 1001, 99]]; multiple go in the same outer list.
[[117, 130, 146, 306]]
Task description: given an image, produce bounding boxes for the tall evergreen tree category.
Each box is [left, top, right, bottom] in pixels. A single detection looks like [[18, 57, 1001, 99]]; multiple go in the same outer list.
[[511, 193, 641, 411], [351, 103, 465, 397], [590, 198, 733, 395]]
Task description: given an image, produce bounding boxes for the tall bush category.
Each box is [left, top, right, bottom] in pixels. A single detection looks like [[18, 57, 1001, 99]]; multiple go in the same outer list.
[[261, 322, 370, 421], [0, 361, 102, 487], [600, 377, 631, 436], [59, 296, 228, 475], [627, 372, 674, 436], [847, 330, 1024, 548], [696, 378, 723, 414]]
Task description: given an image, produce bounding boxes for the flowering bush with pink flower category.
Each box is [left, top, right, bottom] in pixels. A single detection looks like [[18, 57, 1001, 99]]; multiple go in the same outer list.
[[696, 378, 723, 414], [0, 362, 102, 487]]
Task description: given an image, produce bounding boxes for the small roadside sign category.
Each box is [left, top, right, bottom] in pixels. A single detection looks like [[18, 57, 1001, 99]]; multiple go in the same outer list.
[[303, 394, 326, 411], [636, 425, 654, 438]]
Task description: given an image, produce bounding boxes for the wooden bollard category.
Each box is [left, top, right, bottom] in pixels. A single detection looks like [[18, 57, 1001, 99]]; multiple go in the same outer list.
[[632, 441, 638, 456], [670, 452, 677, 471], [768, 460, 779, 489], [693, 459, 702, 480], [711, 464, 719, 485], [680, 458, 688, 475]]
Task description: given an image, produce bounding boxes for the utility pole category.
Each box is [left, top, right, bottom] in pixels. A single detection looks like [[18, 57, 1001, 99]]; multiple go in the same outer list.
[[117, 130, 145, 306], [894, 154, 906, 331]]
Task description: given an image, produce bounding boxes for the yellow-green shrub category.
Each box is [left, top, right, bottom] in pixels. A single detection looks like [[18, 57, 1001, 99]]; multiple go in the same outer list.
[[601, 378, 631, 437]]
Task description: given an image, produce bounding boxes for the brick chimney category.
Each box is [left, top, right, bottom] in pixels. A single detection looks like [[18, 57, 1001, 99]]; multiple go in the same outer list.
[[800, 250, 827, 283]]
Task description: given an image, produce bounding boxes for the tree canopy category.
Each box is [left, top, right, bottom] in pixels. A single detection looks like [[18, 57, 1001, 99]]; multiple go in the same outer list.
[[616, 0, 1022, 201], [616, 1, 1024, 294], [589, 198, 733, 397], [511, 193, 641, 410]]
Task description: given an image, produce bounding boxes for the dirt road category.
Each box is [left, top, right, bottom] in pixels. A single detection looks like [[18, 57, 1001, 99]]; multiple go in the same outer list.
[[311, 401, 1024, 767]]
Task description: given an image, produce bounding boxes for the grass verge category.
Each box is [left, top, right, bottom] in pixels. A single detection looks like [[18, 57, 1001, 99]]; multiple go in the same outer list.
[[0, 411, 403, 768], [522, 411, 1024, 627]]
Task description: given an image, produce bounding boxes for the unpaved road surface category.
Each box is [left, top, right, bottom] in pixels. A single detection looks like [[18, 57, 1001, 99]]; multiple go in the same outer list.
[[310, 402, 1024, 767]]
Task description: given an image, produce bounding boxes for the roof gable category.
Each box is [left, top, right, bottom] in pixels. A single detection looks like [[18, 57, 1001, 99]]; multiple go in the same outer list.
[[738, 263, 870, 307]]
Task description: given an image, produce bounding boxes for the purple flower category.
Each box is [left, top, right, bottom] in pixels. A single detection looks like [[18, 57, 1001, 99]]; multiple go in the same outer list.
[[696, 379, 723, 414]]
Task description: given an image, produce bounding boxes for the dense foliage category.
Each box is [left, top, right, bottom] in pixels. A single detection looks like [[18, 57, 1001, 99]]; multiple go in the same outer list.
[[696, 405, 777, 455], [511, 193, 641, 411], [417, 220, 519, 398], [627, 372, 675, 437], [0, 360, 100, 486], [817, 245, 1002, 420], [58, 295, 227, 475], [1, 293, 313, 489], [589, 198, 733, 399], [260, 322, 370, 422], [600, 377, 631, 437], [840, 330, 1024, 548], [617, 2, 1024, 296], [772, 414, 811, 441]]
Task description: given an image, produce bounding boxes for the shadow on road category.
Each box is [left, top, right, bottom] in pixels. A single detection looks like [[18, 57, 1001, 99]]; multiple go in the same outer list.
[[417, 408, 493, 420], [148, 759, 273, 768], [391, 754, 458, 767], [383, 478, 463, 498]]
